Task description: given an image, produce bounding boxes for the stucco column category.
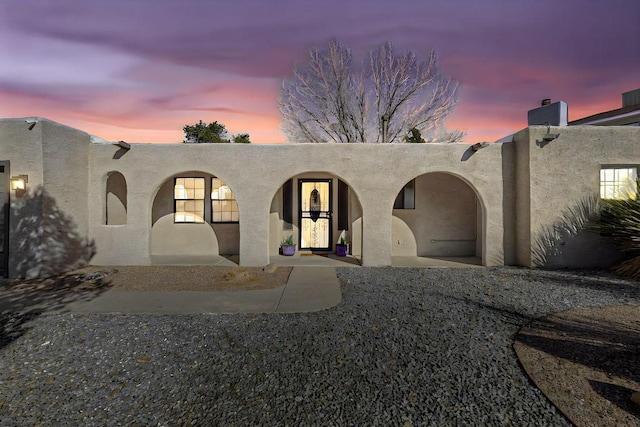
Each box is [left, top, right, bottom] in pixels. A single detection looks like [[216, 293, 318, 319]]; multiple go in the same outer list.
[[124, 183, 153, 264], [237, 193, 271, 267], [360, 202, 392, 266]]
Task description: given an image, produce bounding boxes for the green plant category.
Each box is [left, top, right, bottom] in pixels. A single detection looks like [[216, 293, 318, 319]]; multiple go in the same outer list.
[[596, 204, 640, 278], [591, 182, 640, 279], [338, 236, 347, 245], [281, 235, 295, 246]]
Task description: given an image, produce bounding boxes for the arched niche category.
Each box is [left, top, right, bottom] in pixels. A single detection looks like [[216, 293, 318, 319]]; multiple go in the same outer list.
[[106, 171, 127, 225]]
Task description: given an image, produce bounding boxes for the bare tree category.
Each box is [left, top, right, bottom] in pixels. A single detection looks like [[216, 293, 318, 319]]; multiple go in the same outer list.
[[280, 39, 462, 143]]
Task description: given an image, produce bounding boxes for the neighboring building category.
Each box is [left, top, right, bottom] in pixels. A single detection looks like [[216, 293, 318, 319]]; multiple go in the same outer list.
[[569, 88, 640, 127], [1, 103, 639, 278]]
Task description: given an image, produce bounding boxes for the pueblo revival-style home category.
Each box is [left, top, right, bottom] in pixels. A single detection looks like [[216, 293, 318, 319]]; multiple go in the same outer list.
[[1, 92, 639, 278]]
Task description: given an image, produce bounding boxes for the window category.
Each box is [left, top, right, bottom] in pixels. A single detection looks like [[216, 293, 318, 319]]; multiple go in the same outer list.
[[600, 167, 637, 200], [394, 179, 415, 209], [174, 177, 205, 223], [212, 178, 239, 222]]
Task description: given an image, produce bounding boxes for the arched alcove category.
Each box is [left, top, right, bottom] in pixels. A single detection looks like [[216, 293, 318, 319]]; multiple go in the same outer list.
[[268, 172, 362, 263], [149, 171, 239, 263], [392, 172, 484, 263], [106, 171, 127, 225]]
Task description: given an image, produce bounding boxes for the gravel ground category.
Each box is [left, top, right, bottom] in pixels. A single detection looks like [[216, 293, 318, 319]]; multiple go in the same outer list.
[[0, 267, 639, 426]]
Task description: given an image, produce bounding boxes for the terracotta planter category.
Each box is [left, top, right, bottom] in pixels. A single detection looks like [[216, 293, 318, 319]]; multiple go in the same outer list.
[[282, 244, 296, 256]]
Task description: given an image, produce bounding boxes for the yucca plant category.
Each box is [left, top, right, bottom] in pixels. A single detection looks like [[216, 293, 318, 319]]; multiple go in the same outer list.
[[592, 180, 640, 279]]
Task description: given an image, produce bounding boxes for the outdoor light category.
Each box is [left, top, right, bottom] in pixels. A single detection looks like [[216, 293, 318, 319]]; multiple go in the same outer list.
[[10, 175, 28, 191], [542, 123, 560, 142], [537, 123, 560, 147]]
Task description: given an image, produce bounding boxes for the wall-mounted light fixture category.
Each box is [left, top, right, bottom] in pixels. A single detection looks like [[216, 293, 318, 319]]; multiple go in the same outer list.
[[10, 175, 28, 194], [537, 123, 560, 147]]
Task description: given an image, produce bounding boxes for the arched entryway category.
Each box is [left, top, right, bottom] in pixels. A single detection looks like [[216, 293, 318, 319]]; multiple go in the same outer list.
[[149, 171, 239, 265], [268, 172, 362, 265], [392, 172, 484, 266]]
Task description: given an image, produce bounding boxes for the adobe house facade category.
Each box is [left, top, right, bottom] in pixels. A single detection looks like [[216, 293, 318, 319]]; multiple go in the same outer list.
[[1, 115, 639, 278]]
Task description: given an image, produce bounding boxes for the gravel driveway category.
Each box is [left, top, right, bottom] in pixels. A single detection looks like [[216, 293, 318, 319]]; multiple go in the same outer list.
[[0, 267, 638, 426]]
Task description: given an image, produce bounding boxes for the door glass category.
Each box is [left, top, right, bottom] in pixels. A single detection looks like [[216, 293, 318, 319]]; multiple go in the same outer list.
[[300, 181, 330, 249]]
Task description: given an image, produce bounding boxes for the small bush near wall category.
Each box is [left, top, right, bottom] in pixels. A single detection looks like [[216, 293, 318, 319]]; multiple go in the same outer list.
[[593, 194, 640, 279]]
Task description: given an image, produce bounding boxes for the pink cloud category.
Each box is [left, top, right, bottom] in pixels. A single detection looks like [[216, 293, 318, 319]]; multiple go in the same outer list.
[[0, 0, 637, 144]]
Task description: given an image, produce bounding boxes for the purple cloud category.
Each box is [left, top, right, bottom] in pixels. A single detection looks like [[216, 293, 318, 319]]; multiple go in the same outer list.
[[0, 0, 638, 143]]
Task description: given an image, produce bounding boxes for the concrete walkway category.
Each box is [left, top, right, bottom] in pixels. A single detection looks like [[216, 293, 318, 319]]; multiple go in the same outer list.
[[53, 266, 341, 315]]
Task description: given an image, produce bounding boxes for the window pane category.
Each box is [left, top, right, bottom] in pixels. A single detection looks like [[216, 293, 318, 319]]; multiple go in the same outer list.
[[600, 167, 638, 200], [211, 178, 238, 222], [301, 218, 329, 248], [174, 179, 205, 223], [175, 185, 186, 199], [394, 180, 415, 209]]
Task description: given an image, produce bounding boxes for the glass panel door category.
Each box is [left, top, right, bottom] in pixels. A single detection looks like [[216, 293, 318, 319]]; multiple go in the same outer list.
[[299, 180, 332, 250]]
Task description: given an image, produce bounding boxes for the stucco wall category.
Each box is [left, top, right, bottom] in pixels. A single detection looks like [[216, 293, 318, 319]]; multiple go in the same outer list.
[[0, 119, 93, 277], [84, 141, 507, 267], [41, 121, 90, 236], [515, 125, 640, 268], [18, 118, 640, 271]]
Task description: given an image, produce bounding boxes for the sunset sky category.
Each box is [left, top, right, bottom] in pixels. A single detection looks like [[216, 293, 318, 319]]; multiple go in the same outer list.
[[1, 0, 638, 144]]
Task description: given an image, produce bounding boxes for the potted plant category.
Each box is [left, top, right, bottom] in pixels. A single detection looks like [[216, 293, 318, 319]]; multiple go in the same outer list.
[[336, 231, 349, 257], [281, 235, 296, 256]]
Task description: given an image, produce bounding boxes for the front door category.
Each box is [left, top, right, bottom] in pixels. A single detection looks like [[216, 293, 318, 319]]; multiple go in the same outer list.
[[299, 179, 332, 250], [0, 161, 9, 277]]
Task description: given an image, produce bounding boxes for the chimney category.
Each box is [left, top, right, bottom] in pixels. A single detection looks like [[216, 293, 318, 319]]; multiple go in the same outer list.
[[527, 99, 568, 126]]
